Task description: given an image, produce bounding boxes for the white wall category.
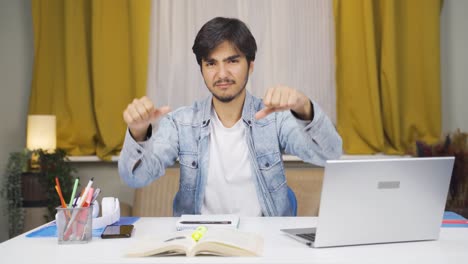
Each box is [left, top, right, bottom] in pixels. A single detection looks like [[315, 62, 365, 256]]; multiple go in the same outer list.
[[0, 0, 467, 243], [441, 1, 468, 133], [0, 0, 34, 242], [73, 163, 135, 213]]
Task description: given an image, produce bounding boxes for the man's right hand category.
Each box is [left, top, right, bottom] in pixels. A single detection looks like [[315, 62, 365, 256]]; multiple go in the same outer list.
[[123, 96, 171, 141]]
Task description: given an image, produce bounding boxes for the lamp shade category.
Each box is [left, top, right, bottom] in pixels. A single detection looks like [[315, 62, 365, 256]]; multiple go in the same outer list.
[[26, 115, 56, 150]]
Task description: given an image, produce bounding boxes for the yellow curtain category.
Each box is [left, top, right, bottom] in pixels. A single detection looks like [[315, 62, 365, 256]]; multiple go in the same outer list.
[[334, 0, 443, 154], [29, 0, 150, 160]]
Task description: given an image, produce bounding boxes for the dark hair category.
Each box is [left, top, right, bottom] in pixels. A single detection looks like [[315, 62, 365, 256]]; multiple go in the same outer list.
[[192, 17, 257, 66]]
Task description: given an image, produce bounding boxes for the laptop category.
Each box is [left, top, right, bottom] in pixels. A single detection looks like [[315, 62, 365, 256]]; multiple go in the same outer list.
[[281, 157, 455, 248]]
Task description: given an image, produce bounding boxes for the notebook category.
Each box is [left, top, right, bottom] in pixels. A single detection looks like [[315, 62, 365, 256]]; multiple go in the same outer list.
[[281, 157, 455, 248], [176, 214, 240, 231]]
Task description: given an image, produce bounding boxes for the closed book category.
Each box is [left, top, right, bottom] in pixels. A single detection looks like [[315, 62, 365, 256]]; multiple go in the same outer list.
[[176, 214, 240, 231]]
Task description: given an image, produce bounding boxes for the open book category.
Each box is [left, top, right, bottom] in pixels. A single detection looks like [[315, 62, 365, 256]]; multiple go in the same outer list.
[[125, 228, 263, 257]]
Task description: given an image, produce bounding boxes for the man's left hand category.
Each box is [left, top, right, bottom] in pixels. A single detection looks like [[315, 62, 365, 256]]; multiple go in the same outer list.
[[255, 85, 313, 120]]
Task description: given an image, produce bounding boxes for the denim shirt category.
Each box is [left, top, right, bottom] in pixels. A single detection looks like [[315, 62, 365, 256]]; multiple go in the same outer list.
[[118, 91, 342, 216]]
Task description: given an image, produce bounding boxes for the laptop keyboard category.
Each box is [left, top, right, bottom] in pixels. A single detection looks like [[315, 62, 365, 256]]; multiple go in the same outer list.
[[297, 233, 316, 242]]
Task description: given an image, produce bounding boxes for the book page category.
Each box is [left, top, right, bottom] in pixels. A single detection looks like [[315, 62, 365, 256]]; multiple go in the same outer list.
[[190, 228, 263, 257], [126, 231, 195, 257]]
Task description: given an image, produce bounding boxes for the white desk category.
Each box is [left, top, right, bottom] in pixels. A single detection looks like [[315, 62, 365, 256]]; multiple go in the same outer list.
[[1, 217, 467, 264]]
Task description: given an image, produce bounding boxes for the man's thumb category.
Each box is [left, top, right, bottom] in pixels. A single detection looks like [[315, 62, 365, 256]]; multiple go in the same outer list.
[[255, 107, 275, 120], [150, 106, 171, 120]]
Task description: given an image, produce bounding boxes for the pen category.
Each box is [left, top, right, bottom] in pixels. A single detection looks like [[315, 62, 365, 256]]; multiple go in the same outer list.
[[72, 191, 80, 208], [179, 221, 232, 225], [68, 178, 79, 208], [90, 188, 101, 204]]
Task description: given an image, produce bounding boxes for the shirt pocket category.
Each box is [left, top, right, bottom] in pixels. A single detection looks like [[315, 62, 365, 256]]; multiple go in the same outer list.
[[256, 152, 286, 192], [178, 153, 198, 191], [177, 123, 200, 154]]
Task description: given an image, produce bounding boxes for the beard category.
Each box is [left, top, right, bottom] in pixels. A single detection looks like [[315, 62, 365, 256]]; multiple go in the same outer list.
[[212, 78, 244, 103], [213, 91, 242, 103], [209, 67, 250, 103]]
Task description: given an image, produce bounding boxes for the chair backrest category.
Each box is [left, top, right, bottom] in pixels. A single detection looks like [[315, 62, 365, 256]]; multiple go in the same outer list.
[[287, 187, 297, 216], [132, 168, 179, 217], [284, 167, 324, 216], [132, 167, 324, 217]]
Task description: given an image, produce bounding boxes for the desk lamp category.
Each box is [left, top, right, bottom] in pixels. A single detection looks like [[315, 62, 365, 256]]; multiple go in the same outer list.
[[26, 115, 56, 170]]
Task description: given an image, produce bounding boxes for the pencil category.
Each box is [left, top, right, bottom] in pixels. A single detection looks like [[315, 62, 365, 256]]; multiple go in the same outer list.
[[54, 177, 67, 208], [55, 185, 67, 209]]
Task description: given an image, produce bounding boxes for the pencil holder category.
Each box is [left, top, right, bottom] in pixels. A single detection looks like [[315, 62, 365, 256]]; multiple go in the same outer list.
[[56, 205, 93, 244]]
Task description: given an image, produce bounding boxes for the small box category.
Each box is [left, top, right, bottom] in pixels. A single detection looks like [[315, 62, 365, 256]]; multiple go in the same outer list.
[[56, 206, 93, 244]]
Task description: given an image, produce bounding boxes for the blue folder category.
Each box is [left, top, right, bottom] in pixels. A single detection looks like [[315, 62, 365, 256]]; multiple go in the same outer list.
[[26, 216, 140, 238], [442, 211, 468, 228]]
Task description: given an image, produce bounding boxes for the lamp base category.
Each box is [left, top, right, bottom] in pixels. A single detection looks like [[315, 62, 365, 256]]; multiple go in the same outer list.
[[28, 152, 40, 172]]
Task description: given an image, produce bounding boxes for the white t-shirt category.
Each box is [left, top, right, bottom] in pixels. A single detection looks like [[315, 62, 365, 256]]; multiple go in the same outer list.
[[201, 109, 262, 216]]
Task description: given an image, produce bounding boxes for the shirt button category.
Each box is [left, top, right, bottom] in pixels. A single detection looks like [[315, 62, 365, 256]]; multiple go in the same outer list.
[[192, 161, 196, 167], [248, 120, 252, 125], [265, 162, 270, 167], [306, 128, 311, 132], [202, 121, 206, 125], [137, 149, 142, 154]]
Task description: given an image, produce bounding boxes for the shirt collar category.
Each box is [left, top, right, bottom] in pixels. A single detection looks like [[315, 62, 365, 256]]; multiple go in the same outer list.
[[200, 90, 255, 128]]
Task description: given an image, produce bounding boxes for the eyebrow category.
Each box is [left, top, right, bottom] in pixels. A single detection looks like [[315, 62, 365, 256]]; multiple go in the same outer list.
[[204, 54, 242, 63], [223, 55, 241, 62]]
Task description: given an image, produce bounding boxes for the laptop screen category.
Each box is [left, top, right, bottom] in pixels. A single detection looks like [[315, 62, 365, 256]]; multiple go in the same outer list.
[[284, 157, 455, 248]]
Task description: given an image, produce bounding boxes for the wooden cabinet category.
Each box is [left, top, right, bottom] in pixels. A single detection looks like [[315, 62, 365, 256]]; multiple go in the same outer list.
[[21, 172, 48, 232]]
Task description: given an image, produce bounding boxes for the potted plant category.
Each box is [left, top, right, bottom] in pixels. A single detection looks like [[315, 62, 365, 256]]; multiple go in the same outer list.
[[35, 149, 76, 221], [1, 151, 29, 237], [1, 149, 76, 237], [413, 129, 468, 217]]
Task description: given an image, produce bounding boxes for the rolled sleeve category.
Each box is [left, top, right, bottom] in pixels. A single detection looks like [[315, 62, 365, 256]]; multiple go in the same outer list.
[[118, 129, 152, 187], [303, 102, 342, 159], [118, 115, 179, 188], [281, 101, 343, 165]]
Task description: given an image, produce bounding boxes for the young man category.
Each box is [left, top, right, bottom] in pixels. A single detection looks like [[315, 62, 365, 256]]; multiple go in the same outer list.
[[119, 17, 342, 216]]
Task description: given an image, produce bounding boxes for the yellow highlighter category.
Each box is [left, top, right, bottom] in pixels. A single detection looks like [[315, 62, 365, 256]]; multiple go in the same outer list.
[[191, 226, 207, 242]]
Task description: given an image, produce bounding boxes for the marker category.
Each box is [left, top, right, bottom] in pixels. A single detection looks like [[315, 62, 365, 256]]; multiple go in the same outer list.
[[82, 188, 94, 208], [191, 226, 207, 242], [78, 178, 94, 208]]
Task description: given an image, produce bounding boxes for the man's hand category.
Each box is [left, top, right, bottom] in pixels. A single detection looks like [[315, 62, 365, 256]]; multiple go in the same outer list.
[[123, 96, 171, 141], [255, 85, 313, 120]]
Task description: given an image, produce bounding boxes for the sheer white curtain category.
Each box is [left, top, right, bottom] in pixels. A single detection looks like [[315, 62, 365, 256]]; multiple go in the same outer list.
[[147, 0, 336, 122]]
